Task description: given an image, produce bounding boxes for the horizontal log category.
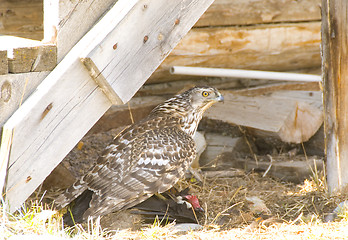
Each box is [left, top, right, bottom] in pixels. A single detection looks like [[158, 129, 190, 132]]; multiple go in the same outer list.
[[138, 69, 321, 97], [203, 169, 245, 178], [0, 0, 322, 41], [196, 0, 321, 27], [199, 133, 249, 167], [0, 0, 43, 40], [205, 90, 323, 144], [8, 45, 57, 73], [148, 22, 321, 83], [233, 82, 321, 96], [230, 156, 324, 183], [0, 36, 57, 74]]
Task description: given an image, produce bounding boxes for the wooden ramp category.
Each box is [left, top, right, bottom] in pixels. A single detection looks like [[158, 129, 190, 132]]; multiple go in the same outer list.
[[0, 0, 214, 212]]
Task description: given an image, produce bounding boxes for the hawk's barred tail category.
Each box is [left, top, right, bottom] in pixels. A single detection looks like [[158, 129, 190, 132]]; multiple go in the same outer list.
[[54, 178, 88, 209]]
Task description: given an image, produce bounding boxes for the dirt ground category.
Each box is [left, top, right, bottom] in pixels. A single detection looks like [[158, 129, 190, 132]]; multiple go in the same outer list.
[[37, 123, 348, 232]]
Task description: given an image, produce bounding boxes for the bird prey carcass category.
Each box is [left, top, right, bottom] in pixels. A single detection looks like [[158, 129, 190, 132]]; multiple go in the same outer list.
[[54, 86, 224, 223]]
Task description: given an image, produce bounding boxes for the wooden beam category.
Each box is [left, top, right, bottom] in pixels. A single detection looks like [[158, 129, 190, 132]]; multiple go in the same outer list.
[[81, 0, 214, 103], [0, 51, 7, 75], [199, 133, 245, 167], [0, 0, 214, 212], [0, 72, 50, 128], [0, 36, 57, 74], [44, 0, 118, 63], [205, 90, 323, 144], [230, 157, 324, 184], [8, 45, 57, 73], [148, 22, 321, 83], [0, 0, 43, 40], [322, 0, 348, 193], [196, 0, 321, 27], [232, 82, 321, 97]]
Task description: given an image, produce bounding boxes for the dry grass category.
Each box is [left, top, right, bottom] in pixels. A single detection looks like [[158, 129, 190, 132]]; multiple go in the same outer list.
[[2, 169, 348, 239], [175, 170, 345, 229], [2, 204, 348, 240]]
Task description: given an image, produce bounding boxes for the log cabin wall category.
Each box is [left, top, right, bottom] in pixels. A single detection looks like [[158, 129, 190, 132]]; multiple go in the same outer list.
[[148, 0, 322, 84], [0, 0, 322, 83]]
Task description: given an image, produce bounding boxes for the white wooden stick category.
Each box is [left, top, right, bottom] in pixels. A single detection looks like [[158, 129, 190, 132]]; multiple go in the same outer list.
[[170, 66, 321, 82]]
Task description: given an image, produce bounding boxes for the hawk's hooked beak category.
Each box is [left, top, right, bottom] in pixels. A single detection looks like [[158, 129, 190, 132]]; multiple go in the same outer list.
[[215, 93, 224, 103]]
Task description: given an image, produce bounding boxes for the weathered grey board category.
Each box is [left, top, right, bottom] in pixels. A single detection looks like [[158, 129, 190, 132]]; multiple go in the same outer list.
[[0, 0, 214, 212], [0, 72, 50, 127], [322, 0, 348, 193], [8, 45, 57, 73], [0, 36, 57, 74], [0, 51, 7, 75], [230, 157, 324, 183], [149, 22, 321, 83], [82, 0, 214, 103], [199, 133, 244, 167], [205, 91, 323, 143], [196, 0, 321, 27], [44, 0, 118, 63]]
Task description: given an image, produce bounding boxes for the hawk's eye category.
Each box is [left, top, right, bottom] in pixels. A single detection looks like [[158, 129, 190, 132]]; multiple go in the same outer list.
[[202, 91, 210, 97]]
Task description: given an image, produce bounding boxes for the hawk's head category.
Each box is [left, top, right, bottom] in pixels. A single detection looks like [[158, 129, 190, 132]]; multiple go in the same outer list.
[[151, 86, 223, 136], [183, 86, 224, 112]]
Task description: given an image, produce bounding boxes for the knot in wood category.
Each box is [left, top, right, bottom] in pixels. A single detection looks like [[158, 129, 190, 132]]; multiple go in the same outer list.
[[143, 35, 149, 43], [1, 81, 11, 102]]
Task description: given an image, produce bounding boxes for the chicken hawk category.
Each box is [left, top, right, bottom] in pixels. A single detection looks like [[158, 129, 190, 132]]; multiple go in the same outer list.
[[54, 86, 223, 223]]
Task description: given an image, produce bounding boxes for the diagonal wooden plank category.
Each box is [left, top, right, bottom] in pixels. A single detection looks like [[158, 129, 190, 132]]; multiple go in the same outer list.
[[0, 0, 214, 212], [0, 72, 50, 128], [0, 1, 138, 212], [81, 0, 215, 103]]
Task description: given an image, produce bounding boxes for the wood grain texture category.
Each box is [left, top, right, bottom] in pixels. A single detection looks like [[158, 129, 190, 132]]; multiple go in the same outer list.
[[45, 0, 118, 62], [8, 45, 57, 73], [196, 0, 321, 27], [230, 157, 324, 183], [8, 47, 38, 73], [233, 82, 321, 97], [0, 0, 43, 40], [83, 0, 215, 103], [148, 22, 321, 83], [205, 90, 323, 143], [1, 61, 110, 212], [322, 0, 348, 193], [0, 71, 50, 128], [0, 51, 8, 75], [0, 0, 321, 41], [0, 36, 57, 73], [199, 133, 244, 167]]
